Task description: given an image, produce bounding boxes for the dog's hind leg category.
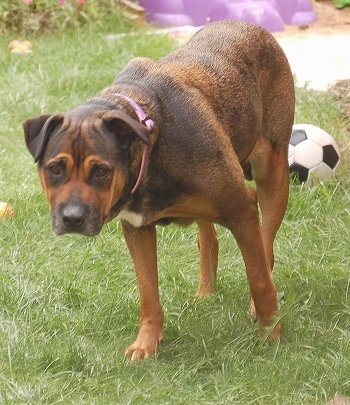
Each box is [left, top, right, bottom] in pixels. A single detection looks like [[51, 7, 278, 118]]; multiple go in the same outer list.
[[250, 139, 290, 273], [223, 186, 281, 340], [195, 220, 218, 297], [250, 63, 294, 273]]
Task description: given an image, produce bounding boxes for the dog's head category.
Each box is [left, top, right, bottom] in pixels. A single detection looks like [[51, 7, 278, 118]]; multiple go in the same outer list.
[[23, 105, 150, 236]]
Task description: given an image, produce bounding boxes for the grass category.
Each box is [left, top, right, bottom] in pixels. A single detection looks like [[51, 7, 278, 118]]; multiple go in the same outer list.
[[1, 24, 350, 404]]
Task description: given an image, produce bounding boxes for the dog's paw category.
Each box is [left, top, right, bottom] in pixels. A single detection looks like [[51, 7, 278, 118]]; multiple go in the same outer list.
[[257, 313, 283, 343], [264, 321, 282, 343], [250, 298, 257, 320], [250, 299, 283, 343], [125, 331, 163, 362], [195, 283, 215, 297]]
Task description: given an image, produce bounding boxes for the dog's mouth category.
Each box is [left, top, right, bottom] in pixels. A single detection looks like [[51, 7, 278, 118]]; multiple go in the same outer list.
[[52, 201, 103, 237]]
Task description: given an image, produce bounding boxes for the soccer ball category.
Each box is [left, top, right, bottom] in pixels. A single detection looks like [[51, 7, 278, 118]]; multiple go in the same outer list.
[[288, 124, 340, 184]]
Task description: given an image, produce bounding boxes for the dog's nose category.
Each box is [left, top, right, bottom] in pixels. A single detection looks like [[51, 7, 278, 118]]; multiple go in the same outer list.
[[62, 204, 85, 230]]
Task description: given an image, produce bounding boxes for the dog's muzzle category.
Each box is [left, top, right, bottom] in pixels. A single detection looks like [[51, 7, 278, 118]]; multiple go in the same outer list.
[[52, 199, 102, 236]]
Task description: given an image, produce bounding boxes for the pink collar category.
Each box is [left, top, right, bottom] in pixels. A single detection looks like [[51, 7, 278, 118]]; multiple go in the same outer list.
[[114, 93, 154, 194]]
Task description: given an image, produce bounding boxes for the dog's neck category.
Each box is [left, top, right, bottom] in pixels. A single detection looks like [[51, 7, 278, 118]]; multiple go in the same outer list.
[[113, 93, 154, 195], [113, 93, 154, 133]]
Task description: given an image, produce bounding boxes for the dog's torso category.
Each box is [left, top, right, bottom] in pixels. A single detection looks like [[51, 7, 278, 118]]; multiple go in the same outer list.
[[98, 20, 294, 226]]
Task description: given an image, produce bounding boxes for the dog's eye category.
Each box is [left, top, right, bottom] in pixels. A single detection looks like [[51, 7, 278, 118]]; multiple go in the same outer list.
[[46, 162, 65, 177], [91, 165, 111, 180]]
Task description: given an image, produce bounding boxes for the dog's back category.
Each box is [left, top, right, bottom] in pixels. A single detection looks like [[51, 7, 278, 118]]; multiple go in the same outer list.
[[162, 19, 286, 77], [163, 21, 294, 134], [114, 20, 294, 163]]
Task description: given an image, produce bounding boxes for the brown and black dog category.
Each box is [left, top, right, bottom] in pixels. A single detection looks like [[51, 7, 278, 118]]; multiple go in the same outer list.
[[23, 20, 295, 361]]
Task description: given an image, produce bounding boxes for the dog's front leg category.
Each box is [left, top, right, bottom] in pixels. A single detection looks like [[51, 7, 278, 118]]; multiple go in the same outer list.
[[121, 220, 164, 361]]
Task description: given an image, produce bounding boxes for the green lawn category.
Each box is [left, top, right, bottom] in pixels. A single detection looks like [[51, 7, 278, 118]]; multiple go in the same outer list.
[[0, 27, 349, 404]]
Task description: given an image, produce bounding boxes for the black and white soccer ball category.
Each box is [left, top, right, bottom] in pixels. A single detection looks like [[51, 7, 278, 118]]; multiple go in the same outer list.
[[288, 124, 340, 184]]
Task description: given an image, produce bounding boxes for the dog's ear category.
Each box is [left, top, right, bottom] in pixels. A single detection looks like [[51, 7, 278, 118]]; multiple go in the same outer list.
[[23, 114, 64, 163], [101, 111, 150, 149]]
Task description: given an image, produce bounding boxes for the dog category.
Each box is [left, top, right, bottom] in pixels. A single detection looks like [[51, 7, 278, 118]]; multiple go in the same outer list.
[[23, 20, 295, 361]]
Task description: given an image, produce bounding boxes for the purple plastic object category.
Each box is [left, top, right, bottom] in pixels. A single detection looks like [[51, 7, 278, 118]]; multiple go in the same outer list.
[[139, 0, 184, 14], [210, 0, 285, 32], [139, 0, 316, 32], [151, 13, 193, 27], [139, 0, 191, 27], [291, 11, 316, 26], [183, 0, 213, 25], [276, 0, 316, 24]]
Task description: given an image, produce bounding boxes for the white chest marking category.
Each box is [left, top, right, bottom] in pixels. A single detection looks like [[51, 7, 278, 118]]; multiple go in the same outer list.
[[118, 209, 144, 228]]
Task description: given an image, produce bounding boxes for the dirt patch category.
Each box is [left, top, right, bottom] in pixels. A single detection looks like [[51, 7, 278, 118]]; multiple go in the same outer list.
[[277, 1, 350, 133], [308, 0, 350, 32], [276, 0, 350, 35], [330, 79, 350, 135], [311, 1, 350, 134]]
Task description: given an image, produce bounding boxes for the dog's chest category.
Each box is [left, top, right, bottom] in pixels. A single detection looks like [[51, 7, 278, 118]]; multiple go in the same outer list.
[[118, 209, 145, 228]]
